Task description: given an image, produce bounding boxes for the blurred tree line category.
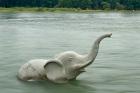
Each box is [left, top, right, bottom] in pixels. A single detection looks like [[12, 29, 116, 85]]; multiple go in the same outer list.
[[0, 0, 139, 10]]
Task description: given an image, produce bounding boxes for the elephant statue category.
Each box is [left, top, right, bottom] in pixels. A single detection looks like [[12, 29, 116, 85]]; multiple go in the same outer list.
[[17, 33, 112, 83]]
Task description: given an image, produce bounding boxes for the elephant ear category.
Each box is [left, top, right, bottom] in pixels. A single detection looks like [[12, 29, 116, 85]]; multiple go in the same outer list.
[[44, 60, 67, 83]]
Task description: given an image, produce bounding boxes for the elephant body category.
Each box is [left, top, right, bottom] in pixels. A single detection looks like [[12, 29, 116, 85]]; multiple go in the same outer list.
[[18, 51, 84, 81], [18, 59, 47, 80], [17, 33, 112, 83]]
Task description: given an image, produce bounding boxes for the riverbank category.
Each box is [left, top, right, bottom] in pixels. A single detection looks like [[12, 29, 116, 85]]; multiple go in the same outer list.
[[0, 7, 134, 13], [0, 7, 96, 13]]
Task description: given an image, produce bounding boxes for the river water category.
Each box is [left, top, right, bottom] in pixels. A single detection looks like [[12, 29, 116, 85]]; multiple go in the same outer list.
[[0, 11, 140, 93]]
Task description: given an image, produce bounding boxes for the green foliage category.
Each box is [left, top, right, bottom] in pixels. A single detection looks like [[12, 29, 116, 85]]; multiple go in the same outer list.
[[58, 0, 92, 9], [0, 0, 139, 10], [116, 2, 125, 10], [91, 0, 103, 9], [101, 2, 110, 10]]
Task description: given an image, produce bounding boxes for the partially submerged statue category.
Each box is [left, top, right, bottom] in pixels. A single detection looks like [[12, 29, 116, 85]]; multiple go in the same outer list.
[[17, 33, 112, 83]]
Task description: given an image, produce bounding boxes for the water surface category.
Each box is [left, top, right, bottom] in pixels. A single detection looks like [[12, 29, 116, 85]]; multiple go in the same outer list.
[[0, 11, 140, 93]]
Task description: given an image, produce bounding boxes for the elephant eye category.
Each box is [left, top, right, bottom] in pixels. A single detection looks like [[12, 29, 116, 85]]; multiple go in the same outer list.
[[67, 57, 73, 62]]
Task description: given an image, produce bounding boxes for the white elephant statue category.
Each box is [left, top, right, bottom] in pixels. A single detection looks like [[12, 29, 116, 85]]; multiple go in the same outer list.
[[17, 33, 112, 83]]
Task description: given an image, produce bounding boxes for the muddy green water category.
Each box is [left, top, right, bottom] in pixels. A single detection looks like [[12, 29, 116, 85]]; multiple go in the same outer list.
[[0, 11, 140, 93]]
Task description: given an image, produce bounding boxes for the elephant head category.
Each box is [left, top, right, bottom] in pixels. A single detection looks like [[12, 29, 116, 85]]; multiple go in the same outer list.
[[44, 33, 112, 83]]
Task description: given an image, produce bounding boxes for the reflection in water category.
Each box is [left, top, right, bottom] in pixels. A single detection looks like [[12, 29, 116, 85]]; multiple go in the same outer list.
[[0, 13, 18, 19], [0, 12, 140, 93], [17, 79, 96, 93]]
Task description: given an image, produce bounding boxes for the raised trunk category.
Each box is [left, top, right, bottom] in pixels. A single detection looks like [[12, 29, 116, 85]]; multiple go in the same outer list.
[[77, 33, 112, 69]]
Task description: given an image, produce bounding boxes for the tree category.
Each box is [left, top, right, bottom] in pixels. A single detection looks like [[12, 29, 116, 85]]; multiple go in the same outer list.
[[116, 2, 125, 10], [91, 0, 103, 9], [78, 0, 92, 9], [58, 0, 92, 9], [109, 0, 117, 9], [0, 0, 139, 10], [102, 2, 110, 10]]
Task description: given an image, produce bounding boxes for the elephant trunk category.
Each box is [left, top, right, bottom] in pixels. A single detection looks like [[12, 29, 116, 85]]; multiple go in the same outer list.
[[76, 33, 112, 69]]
